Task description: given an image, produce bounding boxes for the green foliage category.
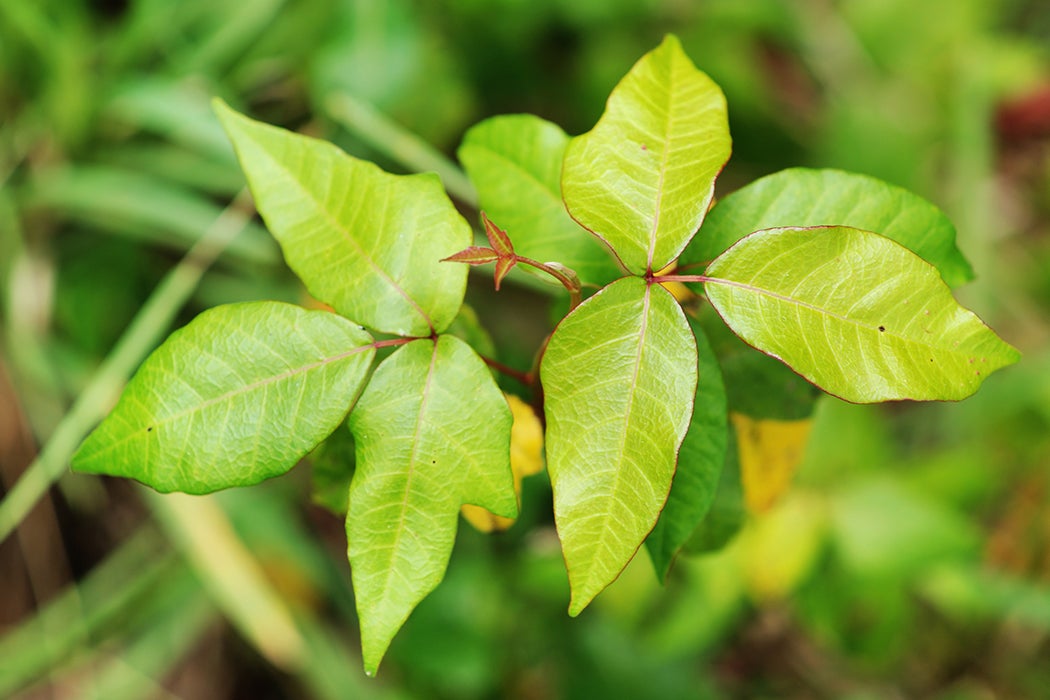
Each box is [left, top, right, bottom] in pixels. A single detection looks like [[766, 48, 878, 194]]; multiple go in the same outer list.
[[703, 226, 1019, 402], [458, 114, 621, 286], [68, 34, 1019, 674], [644, 315, 728, 578], [73, 302, 375, 493], [542, 277, 697, 613], [214, 101, 470, 337], [347, 335, 515, 674], [561, 35, 731, 274], [680, 167, 975, 287]]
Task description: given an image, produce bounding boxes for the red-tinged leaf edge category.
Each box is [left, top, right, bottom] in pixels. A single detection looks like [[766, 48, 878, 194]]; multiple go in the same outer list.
[[482, 212, 516, 257], [494, 256, 517, 290], [443, 247, 500, 265]]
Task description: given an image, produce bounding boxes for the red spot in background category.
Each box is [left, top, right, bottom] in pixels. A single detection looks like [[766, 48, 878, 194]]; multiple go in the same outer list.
[[997, 84, 1050, 143]]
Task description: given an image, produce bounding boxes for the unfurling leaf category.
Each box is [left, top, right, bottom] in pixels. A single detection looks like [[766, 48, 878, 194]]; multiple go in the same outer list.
[[731, 412, 814, 513], [73, 302, 375, 493], [562, 35, 731, 274], [704, 226, 1019, 402], [215, 100, 470, 336], [482, 211, 515, 257], [442, 246, 500, 265], [346, 335, 516, 674], [462, 394, 545, 532], [458, 115, 621, 285], [542, 277, 697, 614]]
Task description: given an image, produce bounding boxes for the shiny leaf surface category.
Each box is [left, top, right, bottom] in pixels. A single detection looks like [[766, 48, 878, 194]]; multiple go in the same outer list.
[[704, 226, 1019, 402], [73, 302, 375, 493], [542, 277, 697, 613], [562, 35, 731, 274]]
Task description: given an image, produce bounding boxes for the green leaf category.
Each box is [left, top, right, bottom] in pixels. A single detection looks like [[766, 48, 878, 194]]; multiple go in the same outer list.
[[645, 315, 728, 580], [684, 429, 744, 555], [681, 167, 974, 288], [215, 100, 470, 336], [458, 114, 621, 285], [700, 310, 821, 420], [346, 335, 516, 675], [308, 425, 356, 516], [703, 226, 1020, 403], [72, 302, 375, 493], [561, 34, 731, 275], [541, 276, 697, 614]]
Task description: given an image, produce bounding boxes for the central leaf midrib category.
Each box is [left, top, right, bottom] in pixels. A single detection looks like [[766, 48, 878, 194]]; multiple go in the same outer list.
[[379, 339, 439, 604], [646, 58, 678, 271], [583, 284, 652, 591], [704, 275, 971, 355], [86, 343, 372, 459]]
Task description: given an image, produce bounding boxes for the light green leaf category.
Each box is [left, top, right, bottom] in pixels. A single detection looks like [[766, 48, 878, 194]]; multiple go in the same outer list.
[[346, 335, 516, 675], [458, 114, 621, 285], [703, 226, 1020, 403], [645, 315, 728, 580], [215, 100, 470, 336], [541, 277, 697, 614], [72, 302, 375, 493], [681, 167, 974, 287], [561, 34, 731, 275]]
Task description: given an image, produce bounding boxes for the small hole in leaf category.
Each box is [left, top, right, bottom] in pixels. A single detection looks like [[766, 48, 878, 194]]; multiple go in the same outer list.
[[878, 326, 885, 332], [146, 426, 153, 432]]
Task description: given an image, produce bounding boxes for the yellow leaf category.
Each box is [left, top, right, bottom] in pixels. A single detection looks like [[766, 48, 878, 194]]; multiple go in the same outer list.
[[462, 394, 544, 532], [740, 492, 826, 602], [731, 412, 813, 513]]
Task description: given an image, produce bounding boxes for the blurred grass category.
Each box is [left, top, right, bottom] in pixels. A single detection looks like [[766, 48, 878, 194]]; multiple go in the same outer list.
[[1, 0, 1049, 698]]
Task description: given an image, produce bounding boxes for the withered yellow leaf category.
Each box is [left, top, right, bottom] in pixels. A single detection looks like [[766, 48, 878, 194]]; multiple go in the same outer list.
[[740, 493, 827, 601], [731, 412, 813, 513], [462, 394, 544, 532]]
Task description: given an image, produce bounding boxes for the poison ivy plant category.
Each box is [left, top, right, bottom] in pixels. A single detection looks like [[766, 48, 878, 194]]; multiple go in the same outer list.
[[72, 34, 1019, 674]]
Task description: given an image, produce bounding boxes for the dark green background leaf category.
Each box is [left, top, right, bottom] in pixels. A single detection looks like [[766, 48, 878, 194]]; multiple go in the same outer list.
[[645, 314, 728, 579], [681, 168, 974, 287]]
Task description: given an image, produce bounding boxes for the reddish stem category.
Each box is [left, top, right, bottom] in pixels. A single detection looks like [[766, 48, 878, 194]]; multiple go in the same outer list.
[[515, 255, 583, 310], [480, 355, 533, 386]]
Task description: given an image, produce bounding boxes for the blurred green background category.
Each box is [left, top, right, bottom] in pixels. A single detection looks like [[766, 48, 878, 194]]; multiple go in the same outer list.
[[2, 0, 1049, 697]]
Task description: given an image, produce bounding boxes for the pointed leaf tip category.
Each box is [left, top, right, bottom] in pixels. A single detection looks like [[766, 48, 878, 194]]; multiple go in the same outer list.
[[347, 335, 516, 671], [562, 34, 731, 274], [482, 212, 515, 257], [443, 246, 500, 264], [73, 302, 375, 493], [542, 278, 697, 612], [704, 226, 1018, 403], [215, 103, 470, 336]]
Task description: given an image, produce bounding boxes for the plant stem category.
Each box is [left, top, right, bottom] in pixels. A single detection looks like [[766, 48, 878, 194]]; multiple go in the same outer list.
[[324, 93, 478, 208], [515, 256, 583, 309], [480, 355, 533, 386], [650, 274, 712, 285], [0, 191, 254, 545]]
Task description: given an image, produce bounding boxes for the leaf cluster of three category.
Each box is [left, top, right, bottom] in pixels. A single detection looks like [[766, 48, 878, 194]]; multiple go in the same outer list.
[[72, 35, 1018, 674]]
